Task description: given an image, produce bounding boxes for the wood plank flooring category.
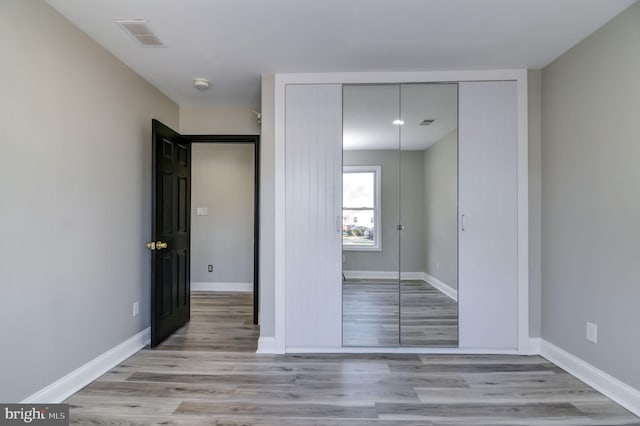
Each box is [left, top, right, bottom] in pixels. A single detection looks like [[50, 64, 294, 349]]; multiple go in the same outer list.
[[65, 291, 639, 425], [343, 279, 458, 347]]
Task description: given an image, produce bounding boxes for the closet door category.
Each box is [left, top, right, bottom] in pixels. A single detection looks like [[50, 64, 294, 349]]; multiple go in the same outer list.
[[285, 84, 343, 349], [458, 81, 518, 349]]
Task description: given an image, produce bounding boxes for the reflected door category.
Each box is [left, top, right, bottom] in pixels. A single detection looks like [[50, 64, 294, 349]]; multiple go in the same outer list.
[[399, 84, 459, 347], [342, 84, 400, 347], [342, 83, 460, 348]]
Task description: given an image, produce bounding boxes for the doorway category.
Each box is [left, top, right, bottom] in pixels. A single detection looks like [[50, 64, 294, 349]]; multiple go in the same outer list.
[[188, 135, 260, 325], [150, 120, 259, 347]]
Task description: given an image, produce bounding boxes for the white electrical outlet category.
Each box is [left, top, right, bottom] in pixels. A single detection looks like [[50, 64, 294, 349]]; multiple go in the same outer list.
[[436, 260, 440, 270], [133, 301, 140, 317], [586, 322, 598, 343]]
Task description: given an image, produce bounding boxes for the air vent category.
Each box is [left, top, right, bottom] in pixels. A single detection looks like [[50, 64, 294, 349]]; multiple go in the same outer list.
[[420, 119, 435, 126], [115, 19, 165, 47]]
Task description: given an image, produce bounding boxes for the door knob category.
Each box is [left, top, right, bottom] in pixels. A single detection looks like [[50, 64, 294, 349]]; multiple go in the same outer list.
[[146, 241, 168, 250]]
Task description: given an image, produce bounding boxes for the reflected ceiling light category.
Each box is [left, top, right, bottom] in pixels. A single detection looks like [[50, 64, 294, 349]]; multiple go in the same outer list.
[[393, 119, 405, 125]]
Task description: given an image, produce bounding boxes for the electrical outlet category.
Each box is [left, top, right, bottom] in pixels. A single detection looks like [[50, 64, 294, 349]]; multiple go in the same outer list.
[[208, 264, 213, 272], [436, 260, 440, 270], [586, 322, 598, 343], [133, 301, 140, 317]]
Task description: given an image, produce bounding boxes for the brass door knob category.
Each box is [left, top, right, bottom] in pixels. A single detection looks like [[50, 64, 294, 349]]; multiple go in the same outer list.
[[156, 241, 168, 250], [146, 242, 156, 250]]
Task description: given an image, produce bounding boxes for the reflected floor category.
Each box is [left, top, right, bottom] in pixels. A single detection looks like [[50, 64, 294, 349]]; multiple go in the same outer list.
[[343, 279, 458, 347]]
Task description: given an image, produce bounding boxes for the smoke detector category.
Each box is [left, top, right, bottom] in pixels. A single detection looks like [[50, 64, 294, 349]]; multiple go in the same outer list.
[[193, 78, 210, 91]]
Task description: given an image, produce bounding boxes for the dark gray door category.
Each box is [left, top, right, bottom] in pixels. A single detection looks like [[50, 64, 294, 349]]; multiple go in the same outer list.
[[150, 119, 191, 347]]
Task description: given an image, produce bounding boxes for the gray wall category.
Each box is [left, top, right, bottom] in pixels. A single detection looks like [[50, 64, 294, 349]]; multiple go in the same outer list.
[[0, 0, 179, 402], [259, 74, 276, 337], [191, 144, 254, 285], [541, 2, 640, 389], [422, 130, 458, 289], [528, 70, 542, 337], [400, 151, 427, 274]]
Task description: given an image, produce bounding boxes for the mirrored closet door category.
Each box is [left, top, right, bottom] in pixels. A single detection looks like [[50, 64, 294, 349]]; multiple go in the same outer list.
[[342, 83, 459, 347]]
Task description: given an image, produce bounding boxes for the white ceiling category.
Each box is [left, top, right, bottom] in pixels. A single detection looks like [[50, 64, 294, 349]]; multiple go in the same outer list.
[[45, 0, 636, 109], [344, 84, 458, 151]]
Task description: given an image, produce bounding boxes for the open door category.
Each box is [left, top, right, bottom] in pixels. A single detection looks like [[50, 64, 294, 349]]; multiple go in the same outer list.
[[150, 120, 191, 347]]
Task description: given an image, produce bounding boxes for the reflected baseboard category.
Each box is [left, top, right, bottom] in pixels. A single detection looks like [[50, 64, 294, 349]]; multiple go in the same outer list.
[[343, 270, 458, 302], [422, 272, 458, 302]]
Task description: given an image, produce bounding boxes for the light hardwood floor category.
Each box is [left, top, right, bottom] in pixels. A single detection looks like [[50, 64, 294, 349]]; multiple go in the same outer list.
[[343, 279, 458, 347], [66, 291, 639, 425]]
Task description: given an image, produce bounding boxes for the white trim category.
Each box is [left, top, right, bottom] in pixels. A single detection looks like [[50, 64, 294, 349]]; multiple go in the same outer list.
[[343, 270, 397, 280], [342, 165, 382, 251], [422, 272, 458, 302], [22, 328, 150, 403], [342, 270, 458, 302], [286, 346, 519, 355], [274, 73, 286, 354], [540, 339, 640, 417], [192, 282, 253, 292], [274, 69, 529, 352], [256, 337, 277, 353], [525, 337, 541, 355], [516, 71, 530, 354]]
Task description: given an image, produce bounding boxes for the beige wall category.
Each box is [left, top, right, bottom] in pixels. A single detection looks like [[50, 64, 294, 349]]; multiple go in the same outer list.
[[541, 2, 640, 389], [180, 105, 260, 135], [0, 0, 178, 401]]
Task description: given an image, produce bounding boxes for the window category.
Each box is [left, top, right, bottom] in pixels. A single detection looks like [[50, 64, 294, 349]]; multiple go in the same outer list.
[[342, 165, 381, 251]]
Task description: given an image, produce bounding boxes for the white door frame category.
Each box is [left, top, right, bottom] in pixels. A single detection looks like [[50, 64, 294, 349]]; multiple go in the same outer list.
[[273, 69, 530, 354]]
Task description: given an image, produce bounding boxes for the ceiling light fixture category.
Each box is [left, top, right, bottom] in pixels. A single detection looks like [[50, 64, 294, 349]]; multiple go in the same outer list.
[[393, 119, 405, 125], [193, 78, 210, 91]]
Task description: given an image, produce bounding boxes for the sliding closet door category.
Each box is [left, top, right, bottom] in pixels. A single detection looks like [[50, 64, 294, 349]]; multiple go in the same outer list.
[[458, 81, 518, 349], [285, 84, 343, 349]]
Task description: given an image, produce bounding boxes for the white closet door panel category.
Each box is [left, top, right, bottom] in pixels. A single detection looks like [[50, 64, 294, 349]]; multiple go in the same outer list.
[[285, 84, 342, 348], [459, 81, 518, 349]]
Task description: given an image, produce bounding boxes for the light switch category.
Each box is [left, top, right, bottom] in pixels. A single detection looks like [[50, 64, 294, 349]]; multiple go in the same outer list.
[[196, 207, 208, 216]]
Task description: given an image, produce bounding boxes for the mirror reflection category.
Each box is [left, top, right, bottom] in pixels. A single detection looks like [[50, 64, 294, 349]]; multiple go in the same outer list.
[[342, 83, 458, 347]]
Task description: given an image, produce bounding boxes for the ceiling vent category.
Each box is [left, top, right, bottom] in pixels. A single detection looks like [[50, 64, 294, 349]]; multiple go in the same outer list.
[[420, 119, 435, 126], [115, 19, 165, 47]]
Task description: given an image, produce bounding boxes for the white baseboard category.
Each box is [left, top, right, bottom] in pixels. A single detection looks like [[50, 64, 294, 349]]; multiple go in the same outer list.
[[523, 337, 541, 355], [256, 336, 276, 353], [422, 272, 458, 301], [285, 346, 519, 354], [343, 270, 398, 280], [540, 339, 640, 417], [343, 270, 458, 302], [22, 327, 150, 403], [192, 282, 253, 292]]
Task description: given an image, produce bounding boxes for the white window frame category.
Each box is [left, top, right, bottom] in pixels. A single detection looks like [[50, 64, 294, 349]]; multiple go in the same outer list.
[[342, 165, 382, 251]]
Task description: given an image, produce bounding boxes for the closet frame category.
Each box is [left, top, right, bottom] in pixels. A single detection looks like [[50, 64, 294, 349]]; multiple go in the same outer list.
[[272, 70, 530, 355]]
